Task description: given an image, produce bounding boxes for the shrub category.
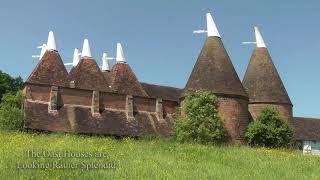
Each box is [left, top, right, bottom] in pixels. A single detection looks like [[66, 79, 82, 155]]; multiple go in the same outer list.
[[0, 91, 24, 131], [0, 70, 23, 102], [174, 90, 226, 144], [245, 108, 293, 148]]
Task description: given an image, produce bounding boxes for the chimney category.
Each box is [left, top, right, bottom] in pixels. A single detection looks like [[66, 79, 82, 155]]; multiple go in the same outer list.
[[116, 43, 126, 63], [46, 31, 57, 51], [81, 39, 92, 58]]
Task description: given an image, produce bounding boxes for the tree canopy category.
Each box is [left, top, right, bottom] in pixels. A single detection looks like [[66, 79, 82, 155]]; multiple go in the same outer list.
[[0, 70, 23, 101], [174, 90, 227, 144], [245, 108, 294, 148]]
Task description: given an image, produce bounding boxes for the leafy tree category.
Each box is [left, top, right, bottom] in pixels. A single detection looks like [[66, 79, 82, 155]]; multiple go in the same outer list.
[[0, 91, 24, 131], [0, 70, 23, 102], [245, 108, 293, 148], [174, 90, 227, 144]]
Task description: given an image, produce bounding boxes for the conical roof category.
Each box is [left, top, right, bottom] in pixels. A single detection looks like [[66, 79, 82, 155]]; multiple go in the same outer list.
[[110, 63, 148, 97], [242, 47, 292, 105], [102, 71, 112, 84], [68, 58, 110, 92], [184, 36, 248, 98], [26, 50, 68, 86]]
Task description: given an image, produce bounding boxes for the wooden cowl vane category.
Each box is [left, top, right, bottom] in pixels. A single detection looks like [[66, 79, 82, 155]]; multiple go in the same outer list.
[[109, 43, 148, 97], [243, 27, 293, 121], [184, 13, 247, 98], [183, 13, 249, 143], [101, 52, 112, 83], [68, 39, 111, 92], [26, 31, 68, 87]]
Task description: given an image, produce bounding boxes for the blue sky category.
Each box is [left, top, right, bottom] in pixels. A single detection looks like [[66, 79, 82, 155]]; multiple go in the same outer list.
[[0, 0, 319, 118]]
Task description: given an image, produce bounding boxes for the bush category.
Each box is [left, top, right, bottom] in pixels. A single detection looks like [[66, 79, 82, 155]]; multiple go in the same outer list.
[[0, 70, 23, 102], [0, 91, 24, 131], [174, 90, 226, 144], [245, 108, 293, 148]]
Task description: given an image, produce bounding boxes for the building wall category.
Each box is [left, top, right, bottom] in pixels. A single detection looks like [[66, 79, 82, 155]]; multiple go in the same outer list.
[[25, 84, 51, 102], [248, 103, 293, 121], [23, 83, 178, 136], [303, 140, 320, 155], [133, 96, 156, 112], [217, 96, 250, 143], [163, 100, 179, 116]]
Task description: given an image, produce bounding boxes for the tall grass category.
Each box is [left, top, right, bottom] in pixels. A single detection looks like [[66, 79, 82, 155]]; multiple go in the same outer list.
[[1, 131, 320, 179]]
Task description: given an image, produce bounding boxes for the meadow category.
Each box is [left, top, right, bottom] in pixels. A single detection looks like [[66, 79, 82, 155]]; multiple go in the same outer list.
[[1, 131, 320, 180]]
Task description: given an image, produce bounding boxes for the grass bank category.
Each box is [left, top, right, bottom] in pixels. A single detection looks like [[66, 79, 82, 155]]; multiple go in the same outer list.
[[1, 131, 319, 179]]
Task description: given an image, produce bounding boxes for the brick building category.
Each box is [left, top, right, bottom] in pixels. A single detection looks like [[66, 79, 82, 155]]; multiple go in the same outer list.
[[23, 13, 319, 144]]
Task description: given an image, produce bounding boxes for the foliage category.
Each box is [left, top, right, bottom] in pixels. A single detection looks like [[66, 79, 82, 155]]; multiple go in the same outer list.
[[245, 108, 294, 148], [1, 131, 320, 179], [0, 91, 24, 131], [0, 70, 23, 102], [174, 90, 227, 144]]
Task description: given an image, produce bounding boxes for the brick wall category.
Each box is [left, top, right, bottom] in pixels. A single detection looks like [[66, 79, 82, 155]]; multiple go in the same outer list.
[[59, 88, 92, 106], [133, 96, 156, 112], [163, 100, 179, 115], [248, 103, 293, 122], [24, 83, 254, 143], [25, 84, 51, 102], [100, 92, 126, 110], [23, 83, 178, 136], [217, 96, 250, 144]]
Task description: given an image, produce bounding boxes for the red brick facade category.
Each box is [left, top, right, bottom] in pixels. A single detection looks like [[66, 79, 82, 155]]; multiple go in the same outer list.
[[23, 83, 176, 136], [248, 103, 293, 122], [217, 96, 250, 143]]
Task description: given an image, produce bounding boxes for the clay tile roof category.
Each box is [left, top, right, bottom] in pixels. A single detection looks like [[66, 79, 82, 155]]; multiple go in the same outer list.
[[291, 117, 320, 141], [184, 36, 248, 98], [140, 82, 182, 102], [26, 50, 68, 87], [68, 58, 110, 92], [110, 63, 148, 97], [102, 71, 112, 84], [243, 48, 292, 105]]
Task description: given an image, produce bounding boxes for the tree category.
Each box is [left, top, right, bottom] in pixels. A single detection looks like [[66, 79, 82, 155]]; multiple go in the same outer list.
[[245, 108, 293, 148], [0, 91, 24, 131], [174, 90, 227, 144], [0, 70, 24, 102]]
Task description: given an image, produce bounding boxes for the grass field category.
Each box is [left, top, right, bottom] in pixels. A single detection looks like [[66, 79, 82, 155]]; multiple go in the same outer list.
[[1, 131, 320, 180]]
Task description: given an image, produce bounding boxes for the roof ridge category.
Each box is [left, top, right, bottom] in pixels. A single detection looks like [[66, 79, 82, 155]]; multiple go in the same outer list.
[[294, 117, 320, 120], [140, 82, 182, 90]]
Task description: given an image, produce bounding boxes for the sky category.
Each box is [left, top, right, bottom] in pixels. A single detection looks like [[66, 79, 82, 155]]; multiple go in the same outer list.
[[0, 0, 319, 118]]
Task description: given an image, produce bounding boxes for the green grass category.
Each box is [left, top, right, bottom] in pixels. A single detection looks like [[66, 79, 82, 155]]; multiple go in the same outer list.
[[1, 131, 320, 180]]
